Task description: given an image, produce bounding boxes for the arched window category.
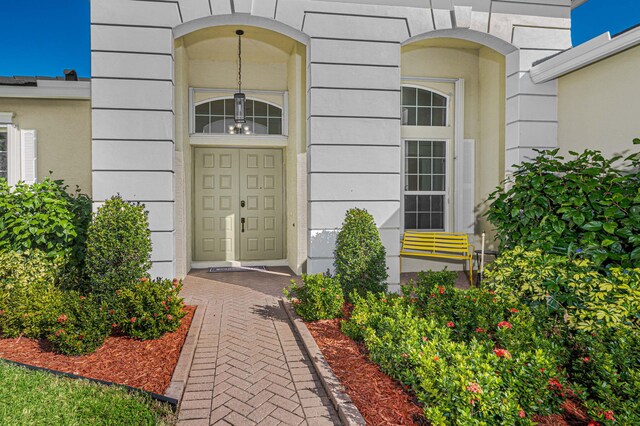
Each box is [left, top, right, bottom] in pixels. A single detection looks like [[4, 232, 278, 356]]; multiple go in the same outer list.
[[401, 86, 448, 126], [194, 98, 283, 135]]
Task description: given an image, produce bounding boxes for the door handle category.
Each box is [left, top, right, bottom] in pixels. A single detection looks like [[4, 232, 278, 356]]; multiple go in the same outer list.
[[241, 200, 245, 208], [241, 217, 245, 233]]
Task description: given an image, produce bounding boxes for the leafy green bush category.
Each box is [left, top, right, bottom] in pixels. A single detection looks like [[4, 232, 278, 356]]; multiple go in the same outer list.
[[487, 148, 640, 268], [0, 178, 91, 270], [48, 292, 110, 356], [334, 208, 387, 298], [569, 329, 640, 425], [284, 274, 344, 321], [343, 292, 566, 425], [484, 247, 640, 331], [0, 251, 64, 338], [85, 196, 152, 299], [115, 278, 185, 340]]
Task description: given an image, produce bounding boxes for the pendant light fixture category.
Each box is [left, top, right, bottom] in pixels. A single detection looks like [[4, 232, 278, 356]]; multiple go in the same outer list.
[[229, 29, 251, 135]]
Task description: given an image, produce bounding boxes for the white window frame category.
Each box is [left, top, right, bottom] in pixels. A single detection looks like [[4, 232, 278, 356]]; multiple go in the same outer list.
[[189, 88, 288, 137], [400, 84, 452, 127], [401, 138, 450, 232]]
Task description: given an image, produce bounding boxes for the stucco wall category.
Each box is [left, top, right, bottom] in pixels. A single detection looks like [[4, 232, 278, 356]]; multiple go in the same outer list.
[[558, 45, 640, 158], [0, 98, 92, 194]]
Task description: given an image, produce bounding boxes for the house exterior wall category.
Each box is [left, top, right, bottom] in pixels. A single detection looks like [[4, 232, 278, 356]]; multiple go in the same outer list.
[[558, 44, 640, 158], [90, 0, 573, 283], [0, 98, 92, 194]]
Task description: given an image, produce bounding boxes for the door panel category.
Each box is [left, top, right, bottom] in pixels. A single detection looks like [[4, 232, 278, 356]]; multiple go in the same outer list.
[[193, 148, 284, 262], [240, 149, 284, 261], [194, 148, 239, 261]]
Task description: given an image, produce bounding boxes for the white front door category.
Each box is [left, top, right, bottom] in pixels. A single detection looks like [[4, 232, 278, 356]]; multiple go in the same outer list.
[[194, 148, 284, 262]]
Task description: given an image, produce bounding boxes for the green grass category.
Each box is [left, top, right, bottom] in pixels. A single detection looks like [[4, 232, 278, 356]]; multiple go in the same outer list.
[[0, 361, 175, 425]]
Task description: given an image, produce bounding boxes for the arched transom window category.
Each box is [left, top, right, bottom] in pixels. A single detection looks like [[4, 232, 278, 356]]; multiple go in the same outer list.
[[401, 86, 448, 126], [195, 98, 283, 135]]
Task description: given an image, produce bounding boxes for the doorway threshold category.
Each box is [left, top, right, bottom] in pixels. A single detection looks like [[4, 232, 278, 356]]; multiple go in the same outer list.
[[191, 259, 289, 269]]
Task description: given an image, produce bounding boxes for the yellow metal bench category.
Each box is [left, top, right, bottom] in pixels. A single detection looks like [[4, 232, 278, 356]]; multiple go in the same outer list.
[[400, 231, 475, 286]]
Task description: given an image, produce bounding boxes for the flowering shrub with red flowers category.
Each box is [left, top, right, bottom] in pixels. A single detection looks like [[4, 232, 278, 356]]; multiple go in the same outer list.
[[343, 290, 567, 425], [115, 278, 185, 340], [283, 274, 344, 321], [47, 291, 110, 356]]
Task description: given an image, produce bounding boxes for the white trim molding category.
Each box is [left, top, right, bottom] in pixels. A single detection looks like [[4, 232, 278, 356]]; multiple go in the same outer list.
[[0, 112, 14, 124], [530, 26, 640, 83], [0, 80, 91, 100]]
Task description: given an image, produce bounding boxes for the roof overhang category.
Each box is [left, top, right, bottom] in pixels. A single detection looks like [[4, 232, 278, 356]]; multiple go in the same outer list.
[[0, 79, 90, 100], [572, 0, 589, 9], [530, 25, 640, 83]]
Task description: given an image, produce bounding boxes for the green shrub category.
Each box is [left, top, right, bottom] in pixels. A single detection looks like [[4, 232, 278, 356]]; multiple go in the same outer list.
[[283, 274, 344, 321], [343, 292, 566, 425], [334, 208, 387, 298], [486, 148, 640, 268], [115, 278, 185, 340], [48, 292, 110, 356], [0, 251, 65, 338], [569, 329, 640, 425], [484, 247, 640, 331], [0, 178, 91, 270], [85, 196, 152, 299]]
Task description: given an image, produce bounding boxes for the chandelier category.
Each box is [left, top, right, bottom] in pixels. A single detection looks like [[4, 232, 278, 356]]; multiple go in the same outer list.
[[229, 29, 251, 135]]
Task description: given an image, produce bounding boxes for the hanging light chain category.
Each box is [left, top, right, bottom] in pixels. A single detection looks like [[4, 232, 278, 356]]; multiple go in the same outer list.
[[237, 30, 242, 93]]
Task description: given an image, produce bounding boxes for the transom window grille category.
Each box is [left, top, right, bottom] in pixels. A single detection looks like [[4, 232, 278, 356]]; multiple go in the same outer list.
[[194, 98, 283, 135], [404, 140, 446, 231], [401, 86, 447, 126], [0, 128, 7, 181]]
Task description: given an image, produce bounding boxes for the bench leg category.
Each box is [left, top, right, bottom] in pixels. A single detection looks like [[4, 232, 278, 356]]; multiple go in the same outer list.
[[469, 258, 474, 287]]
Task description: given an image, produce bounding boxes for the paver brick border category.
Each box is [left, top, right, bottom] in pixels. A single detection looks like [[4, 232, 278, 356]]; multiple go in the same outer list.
[[281, 299, 366, 426], [165, 297, 208, 403]]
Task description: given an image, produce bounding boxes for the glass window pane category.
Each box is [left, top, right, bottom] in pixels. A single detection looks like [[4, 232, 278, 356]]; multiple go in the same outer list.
[[433, 158, 445, 174], [419, 175, 431, 191], [0, 153, 7, 172], [401, 107, 410, 125], [252, 117, 268, 134], [406, 141, 418, 157], [417, 107, 431, 126], [418, 213, 431, 229], [268, 104, 282, 117], [195, 102, 209, 115], [432, 107, 446, 126], [417, 89, 430, 107], [195, 116, 211, 133], [404, 213, 417, 230], [268, 118, 282, 135], [254, 101, 268, 117], [406, 175, 418, 191], [433, 141, 446, 157], [419, 158, 431, 175], [209, 100, 223, 115], [406, 158, 418, 174], [405, 195, 417, 212], [207, 117, 227, 133], [402, 87, 416, 106], [433, 93, 447, 107], [432, 175, 445, 191], [418, 195, 431, 212], [431, 213, 444, 230], [405, 107, 417, 126], [432, 195, 444, 212], [224, 99, 234, 115], [419, 141, 432, 157], [0, 132, 6, 151]]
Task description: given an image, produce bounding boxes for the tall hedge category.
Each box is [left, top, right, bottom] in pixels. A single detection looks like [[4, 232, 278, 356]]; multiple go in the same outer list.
[[85, 196, 152, 297], [487, 146, 640, 268], [334, 208, 388, 297]]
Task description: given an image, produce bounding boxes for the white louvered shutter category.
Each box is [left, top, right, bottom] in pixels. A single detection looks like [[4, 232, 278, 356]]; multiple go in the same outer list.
[[455, 139, 475, 234], [20, 129, 37, 184]]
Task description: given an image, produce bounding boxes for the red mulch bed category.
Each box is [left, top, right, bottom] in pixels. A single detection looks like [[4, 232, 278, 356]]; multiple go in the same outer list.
[[306, 317, 427, 425], [0, 305, 195, 395], [307, 306, 593, 426]]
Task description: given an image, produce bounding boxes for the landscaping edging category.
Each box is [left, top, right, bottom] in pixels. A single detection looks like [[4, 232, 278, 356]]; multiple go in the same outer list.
[[165, 298, 208, 403], [281, 299, 366, 426]]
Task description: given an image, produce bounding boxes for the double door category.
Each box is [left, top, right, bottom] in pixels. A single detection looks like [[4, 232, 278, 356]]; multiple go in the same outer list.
[[194, 148, 284, 262]]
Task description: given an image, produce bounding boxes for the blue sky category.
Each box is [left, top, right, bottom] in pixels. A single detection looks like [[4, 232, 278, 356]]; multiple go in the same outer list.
[[0, 0, 638, 78]]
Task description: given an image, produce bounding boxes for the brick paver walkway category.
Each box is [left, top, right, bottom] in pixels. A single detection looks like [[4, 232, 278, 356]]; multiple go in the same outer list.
[[176, 268, 340, 426]]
